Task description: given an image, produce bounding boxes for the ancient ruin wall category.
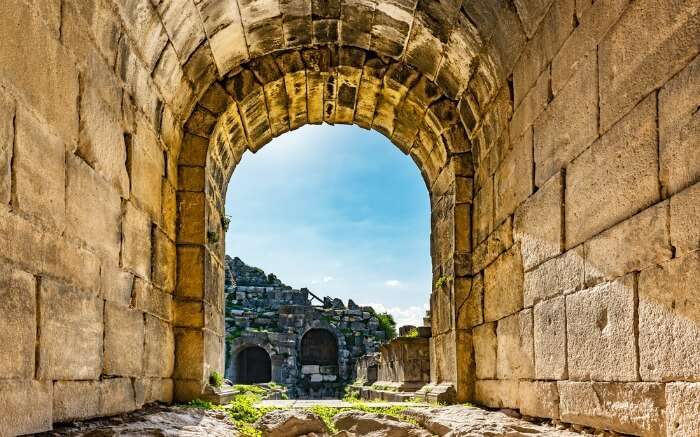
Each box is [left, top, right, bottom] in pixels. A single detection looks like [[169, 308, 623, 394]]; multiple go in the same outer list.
[[0, 0, 697, 435]]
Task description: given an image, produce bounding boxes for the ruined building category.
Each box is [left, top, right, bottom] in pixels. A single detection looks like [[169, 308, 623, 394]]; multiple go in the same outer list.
[[223, 256, 388, 398], [0, 0, 698, 435]]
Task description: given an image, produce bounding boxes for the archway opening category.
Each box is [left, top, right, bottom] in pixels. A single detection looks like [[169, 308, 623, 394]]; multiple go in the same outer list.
[[235, 346, 272, 384], [301, 329, 339, 367]]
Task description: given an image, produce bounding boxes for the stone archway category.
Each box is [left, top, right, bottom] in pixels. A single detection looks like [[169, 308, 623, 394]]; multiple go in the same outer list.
[[235, 346, 272, 384], [301, 329, 339, 367], [0, 0, 697, 434]]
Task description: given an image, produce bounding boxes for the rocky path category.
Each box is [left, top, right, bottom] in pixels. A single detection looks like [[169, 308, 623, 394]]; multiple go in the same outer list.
[[37, 403, 592, 436]]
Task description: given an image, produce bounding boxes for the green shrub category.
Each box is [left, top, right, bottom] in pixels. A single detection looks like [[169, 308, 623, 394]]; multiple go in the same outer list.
[[435, 275, 452, 289], [404, 327, 419, 338], [375, 312, 397, 340], [209, 371, 224, 388]]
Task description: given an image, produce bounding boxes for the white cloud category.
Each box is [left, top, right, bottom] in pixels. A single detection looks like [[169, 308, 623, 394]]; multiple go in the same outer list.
[[323, 276, 334, 283], [363, 303, 427, 328], [384, 280, 401, 288]]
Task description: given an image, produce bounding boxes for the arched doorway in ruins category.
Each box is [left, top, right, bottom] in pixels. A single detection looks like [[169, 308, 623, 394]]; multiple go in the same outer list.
[[235, 346, 272, 384], [301, 329, 339, 368]]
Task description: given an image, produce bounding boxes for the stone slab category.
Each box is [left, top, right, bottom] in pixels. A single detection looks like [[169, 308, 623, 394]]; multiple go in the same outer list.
[[496, 310, 534, 380], [534, 295, 567, 380], [0, 263, 36, 378], [0, 380, 53, 435], [484, 245, 524, 322]]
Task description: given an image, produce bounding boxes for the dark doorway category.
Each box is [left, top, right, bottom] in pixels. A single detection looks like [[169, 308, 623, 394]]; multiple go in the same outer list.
[[236, 346, 272, 383], [301, 329, 338, 365]]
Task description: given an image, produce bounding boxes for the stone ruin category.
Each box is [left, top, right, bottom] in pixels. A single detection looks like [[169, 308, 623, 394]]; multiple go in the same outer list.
[[0, 0, 698, 435], [223, 256, 389, 398]]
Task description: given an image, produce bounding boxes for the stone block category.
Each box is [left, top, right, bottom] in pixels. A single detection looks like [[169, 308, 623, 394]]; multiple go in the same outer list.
[[533, 296, 567, 379], [473, 322, 497, 380], [551, 0, 628, 93], [176, 245, 205, 299], [0, 91, 13, 205], [534, 52, 597, 187], [162, 180, 177, 240], [0, 0, 79, 142], [514, 171, 563, 271], [0, 263, 36, 378], [104, 302, 145, 377], [511, 67, 549, 142], [484, 245, 524, 322], [565, 276, 637, 381], [496, 310, 534, 380], [101, 263, 134, 306], [134, 278, 172, 321], [122, 202, 152, 279], [14, 108, 66, 229], [129, 119, 164, 220], [472, 217, 514, 273], [66, 154, 122, 261], [659, 54, 700, 197], [177, 191, 206, 244], [670, 181, 700, 255], [0, 380, 52, 435], [53, 380, 100, 422], [302, 364, 320, 374], [78, 80, 129, 197], [494, 128, 534, 225], [145, 315, 175, 377], [455, 277, 482, 329], [599, 0, 700, 132], [37, 278, 102, 380], [174, 299, 204, 328], [174, 328, 204, 380], [584, 202, 672, 285], [558, 381, 665, 436], [137, 378, 174, 405], [523, 245, 583, 308], [565, 93, 659, 248], [473, 177, 493, 245], [638, 251, 700, 381], [474, 380, 519, 409], [100, 378, 137, 417], [518, 380, 559, 419], [666, 382, 700, 437], [310, 373, 323, 382]]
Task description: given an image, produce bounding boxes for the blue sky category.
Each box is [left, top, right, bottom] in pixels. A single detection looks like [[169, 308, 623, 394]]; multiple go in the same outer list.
[[224, 124, 432, 327]]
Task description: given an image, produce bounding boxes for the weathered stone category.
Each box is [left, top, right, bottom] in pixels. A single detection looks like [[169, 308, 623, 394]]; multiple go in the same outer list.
[[66, 154, 122, 261], [494, 127, 533, 225], [513, 0, 554, 37], [104, 302, 145, 377], [14, 108, 66, 229], [37, 278, 102, 380], [638, 251, 700, 381], [473, 322, 497, 380], [100, 378, 137, 417], [0, 263, 35, 378], [122, 202, 152, 279], [533, 296, 566, 379], [0, 0, 79, 141], [510, 66, 548, 142], [514, 171, 562, 271], [565, 276, 637, 381], [174, 328, 204, 380], [145, 315, 175, 377], [598, 0, 700, 132], [659, 54, 700, 197], [196, 0, 249, 74], [256, 409, 329, 437], [0, 91, 14, 205], [534, 52, 597, 187], [455, 276, 482, 329], [53, 381, 100, 422], [134, 278, 172, 321], [472, 177, 494, 246], [153, 229, 177, 293], [558, 381, 665, 436], [474, 380, 519, 409], [129, 118, 165, 220], [565, 93, 659, 248], [670, 181, 700, 255], [496, 309, 534, 380], [484, 245, 523, 322], [584, 202, 672, 285], [135, 378, 174, 405], [472, 216, 514, 273], [523, 246, 584, 308], [518, 381, 560, 419], [666, 382, 700, 437], [334, 411, 431, 436], [0, 380, 53, 435], [101, 263, 134, 306]]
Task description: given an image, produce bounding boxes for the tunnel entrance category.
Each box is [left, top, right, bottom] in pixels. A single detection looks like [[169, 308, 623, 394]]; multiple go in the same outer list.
[[235, 347, 272, 384], [301, 329, 338, 366]]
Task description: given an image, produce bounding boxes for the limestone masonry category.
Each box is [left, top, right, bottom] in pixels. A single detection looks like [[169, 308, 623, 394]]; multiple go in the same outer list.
[[223, 255, 388, 398], [0, 0, 697, 435]]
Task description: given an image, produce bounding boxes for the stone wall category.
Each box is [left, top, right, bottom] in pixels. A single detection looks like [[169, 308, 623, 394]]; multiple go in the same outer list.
[[0, 0, 697, 435], [224, 256, 387, 398]]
